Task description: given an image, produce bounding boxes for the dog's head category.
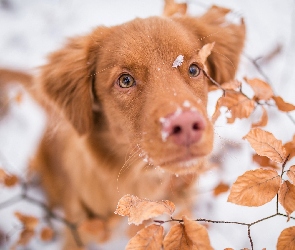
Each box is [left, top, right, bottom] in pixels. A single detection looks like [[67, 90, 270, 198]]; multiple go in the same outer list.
[[40, 6, 245, 174]]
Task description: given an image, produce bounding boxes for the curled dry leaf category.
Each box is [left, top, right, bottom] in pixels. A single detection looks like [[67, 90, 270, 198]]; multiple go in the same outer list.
[[228, 169, 281, 206], [16, 229, 35, 246], [14, 212, 39, 231], [213, 182, 230, 196], [277, 226, 295, 250], [273, 96, 295, 112], [251, 106, 268, 128], [243, 128, 287, 163], [198, 42, 215, 66], [125, 224, 164, 250], [284, 135, 295, 160], [163, 216, 213, 250], [212, 91, 255, 124], [163, 0, 187, 17], [287, 165, 295, 184], [244, 77, 273, 101], [114, 194, 175, 225], [3, 174, 18, 187], [221, 80, 241, 91], [278, 181, 295, 221], [252, 154, 279, 169], [40, 227, 54, 242]]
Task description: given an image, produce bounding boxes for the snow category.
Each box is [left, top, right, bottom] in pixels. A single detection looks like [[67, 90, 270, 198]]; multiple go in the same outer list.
[[172, 54, 184, 68], [0, 0, 295, 249]]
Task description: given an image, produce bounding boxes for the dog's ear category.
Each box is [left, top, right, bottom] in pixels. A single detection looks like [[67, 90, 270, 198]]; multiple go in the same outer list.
[[40, 27, 110, 135], [175, 6, 246, 84]]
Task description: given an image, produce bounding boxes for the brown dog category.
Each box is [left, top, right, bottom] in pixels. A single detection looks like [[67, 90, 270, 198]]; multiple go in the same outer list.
[[1, 5, 245, 249]]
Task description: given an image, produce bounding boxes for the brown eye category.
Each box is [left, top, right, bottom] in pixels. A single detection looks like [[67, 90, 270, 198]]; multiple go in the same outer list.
[[118, 74, 135, 88], [188, 64, 200, 77]]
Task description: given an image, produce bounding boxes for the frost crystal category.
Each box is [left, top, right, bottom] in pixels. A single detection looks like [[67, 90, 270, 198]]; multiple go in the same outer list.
[[172, 55, 184, 68]]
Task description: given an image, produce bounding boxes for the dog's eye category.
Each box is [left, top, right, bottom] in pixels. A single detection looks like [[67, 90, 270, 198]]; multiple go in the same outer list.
[[118, 74, 135, 88], [188, 64, 200, 77]]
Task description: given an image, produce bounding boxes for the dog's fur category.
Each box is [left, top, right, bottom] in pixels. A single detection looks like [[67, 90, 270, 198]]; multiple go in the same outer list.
[[0, 5, 245, 249]]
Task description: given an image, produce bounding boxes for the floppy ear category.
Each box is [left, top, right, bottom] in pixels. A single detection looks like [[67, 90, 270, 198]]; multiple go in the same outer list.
[[40, 27, 110, 135], [175, 5, 246, 84]]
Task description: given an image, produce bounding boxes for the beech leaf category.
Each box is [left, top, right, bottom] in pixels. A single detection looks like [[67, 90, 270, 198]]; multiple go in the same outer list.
[[163, 0, 187, 17], [273, 95, 295, 112], [278, 181, 295, 221], [221, 80, 241, 91], [244, 77, 273, 100], [277, 226, 295, 250], [114, 194, 175, 225], [198, 42, 215, 66], [228, 169, 281, 206], [287, 165, 295, 184], [252, 154, 279, 169], [243, 128, 287, 163], [251, 106, 268, 128], [125, 224, 164, 250], [163, 216, 213, 250], [14, 212, 39, 231], [213, 182, 230, 196], [284, 135, 295, 160], [40, 227, 54, 242]]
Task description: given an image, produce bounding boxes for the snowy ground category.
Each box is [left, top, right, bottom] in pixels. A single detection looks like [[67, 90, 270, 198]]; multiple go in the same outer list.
[[0, 0, 295, 249]]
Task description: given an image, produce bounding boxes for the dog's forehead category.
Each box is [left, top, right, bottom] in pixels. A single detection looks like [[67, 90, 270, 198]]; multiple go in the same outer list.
[[102, 17, 198, 66]]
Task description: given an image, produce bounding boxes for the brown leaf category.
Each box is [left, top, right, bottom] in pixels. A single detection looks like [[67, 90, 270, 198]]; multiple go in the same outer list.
[[244, 77, 273, 100], [277, 226, 295, 250], [3, 174, 18, 187], [213, 182, 230, 196], [125, 224, 163, 250], [40, 227, 54, 242], [284, 135, 295, 160], [198, 42, 215, 66], [114, 194, 175, 225], [221, 80, 241, 91], [16, 229, 35, 246], [278, 181, 295, 221], [78, 218, 109, 242], [14, 212, 39, 231], [287, 165, 295, 184], [252, 154, 279, 170], [163, 216, 213, 250], [273, 95, 295, 112], [214, 91, 255, 123], [243, 128, 287, 163], [227, 169, 281, 206], [163, 0, 187, 17], [251, 106, 268, 128]]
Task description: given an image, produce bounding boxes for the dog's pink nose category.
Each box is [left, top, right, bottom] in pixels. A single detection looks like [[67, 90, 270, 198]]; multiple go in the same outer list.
[[161, 110, 205, 146]]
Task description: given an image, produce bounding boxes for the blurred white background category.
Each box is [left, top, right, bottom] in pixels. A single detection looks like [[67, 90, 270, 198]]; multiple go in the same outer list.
[[0, 0, 295, 249]]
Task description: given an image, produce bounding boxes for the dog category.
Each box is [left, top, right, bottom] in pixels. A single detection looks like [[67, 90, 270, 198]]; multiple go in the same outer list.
[[0, 4, 245, 249]]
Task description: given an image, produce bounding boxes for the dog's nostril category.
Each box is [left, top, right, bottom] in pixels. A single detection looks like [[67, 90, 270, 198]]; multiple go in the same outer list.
[[192, 122, 200, 130], [172, 126, 182, 135]]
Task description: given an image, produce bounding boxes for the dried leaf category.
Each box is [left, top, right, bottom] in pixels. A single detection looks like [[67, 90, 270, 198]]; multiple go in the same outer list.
[[163, 216, 213, 250], [277, 226, 295, 250], [40, 227, 54, 242], [163, 0, 187, 17], [243, 128, 287, 163], [284, 135, 295, 160], [227, 169, 281, 206], [214, 91, 255, 123], [221, 80, 241, 91], [278, 181, 295, 221], [273, 96, 295, 112], [3, 174, 18, 187], [252, 154, 279, 170], [14, 212, 39, 231], [287, 165, 295, 184], [213, 182, 230, 196], [78, 218, 108, 242], [251, 106, 268, 128], [198, 42, 215, 65], [244, 78, 273, 101], [125, 224, 164, 250], [16, 229, 35, 246], [114, 194, 175, 225]]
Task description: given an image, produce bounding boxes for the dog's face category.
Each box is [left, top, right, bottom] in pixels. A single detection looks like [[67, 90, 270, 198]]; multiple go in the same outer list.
[[40, 9, 245, 174]]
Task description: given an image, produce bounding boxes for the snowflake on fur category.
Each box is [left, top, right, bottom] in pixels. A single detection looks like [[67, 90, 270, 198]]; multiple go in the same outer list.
[[172, 55, 184, 68]]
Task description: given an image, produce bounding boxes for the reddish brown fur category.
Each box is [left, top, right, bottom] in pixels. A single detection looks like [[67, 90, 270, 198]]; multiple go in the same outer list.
[[0, 6, 245, 249]]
